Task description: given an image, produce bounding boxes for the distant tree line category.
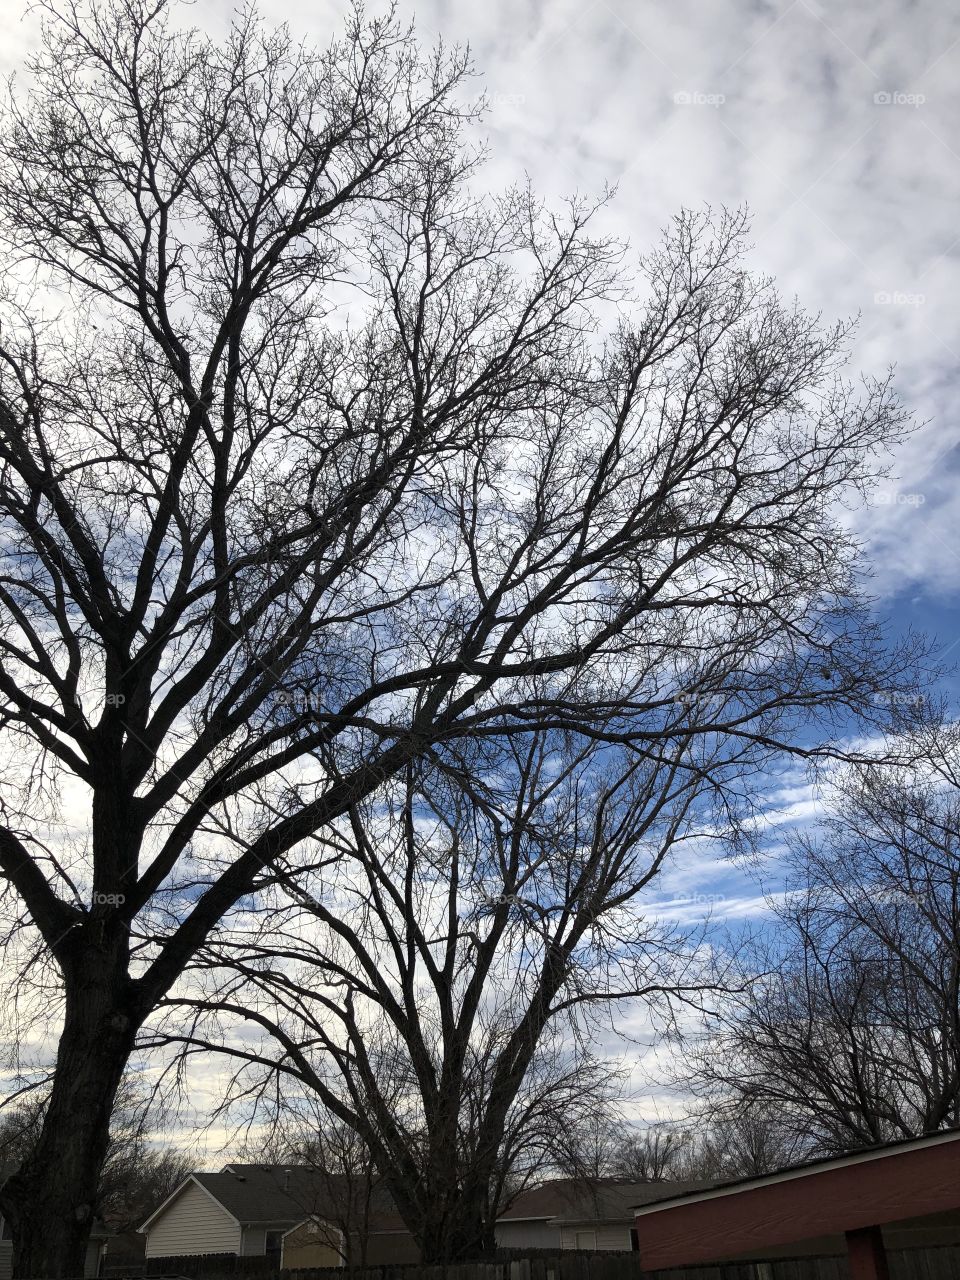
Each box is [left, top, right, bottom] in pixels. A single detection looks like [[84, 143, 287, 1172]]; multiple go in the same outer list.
[[0, 1082, 191, 1231], [686, 718, 960, 1156]]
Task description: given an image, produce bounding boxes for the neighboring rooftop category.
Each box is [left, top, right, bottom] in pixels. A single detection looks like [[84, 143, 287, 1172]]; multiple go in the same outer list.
[[628, 1127, 960, 1273], [142, 1164, 407, 1233], [632, 1127, 960, 1217], [499, 1178, 717, 1225]]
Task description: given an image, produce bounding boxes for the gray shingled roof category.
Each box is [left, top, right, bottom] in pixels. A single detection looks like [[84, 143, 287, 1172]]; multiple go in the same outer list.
[[183, 1165, 405, 1230], [499, 1178, 717, 1224], [156, 1167, 713, 1235]]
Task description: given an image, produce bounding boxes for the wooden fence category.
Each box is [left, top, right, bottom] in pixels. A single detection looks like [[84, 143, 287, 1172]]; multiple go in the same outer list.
[[644, 1247, 960, 1280], [132, 1246, 960, 1280]]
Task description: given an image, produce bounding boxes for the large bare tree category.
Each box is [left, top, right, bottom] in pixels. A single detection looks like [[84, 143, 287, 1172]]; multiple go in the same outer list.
[[158, 725, 896, 1261], [0, 0, 923, 1270], [155, 739, 711, 1260]]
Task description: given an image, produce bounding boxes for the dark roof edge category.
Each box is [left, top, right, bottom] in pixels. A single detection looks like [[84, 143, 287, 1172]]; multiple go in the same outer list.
[[633, 1127, 960, 1217]]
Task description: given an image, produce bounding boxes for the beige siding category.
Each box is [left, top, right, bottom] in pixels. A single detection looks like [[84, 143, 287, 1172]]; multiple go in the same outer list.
[[282, 1221, 343, 1269], [560, 1223, 633, 1251], [242, 1226, 266, 1256], [496, 1221, 562, 1249], [145, 1179, 241, 1257], [0, 1239, 11, 1280], [597, 1224, 633, 1251]]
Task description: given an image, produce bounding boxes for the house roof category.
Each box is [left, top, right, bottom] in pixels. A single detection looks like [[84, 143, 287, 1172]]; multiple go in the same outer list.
[[140, 1164, 407, 1234], [193, 1168, 311, 1225], [499, 1178, 716, 1225], [632, 1126, 960, 1217], [630, 1127, 960, 1271], [140, 1166, 721, 1239]]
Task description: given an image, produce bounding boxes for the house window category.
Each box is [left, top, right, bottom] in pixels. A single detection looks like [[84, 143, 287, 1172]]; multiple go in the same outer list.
[[0, 1217, 12, 1241], [265, 1230, 284, 1260], [575, 1231, 597, 1251]]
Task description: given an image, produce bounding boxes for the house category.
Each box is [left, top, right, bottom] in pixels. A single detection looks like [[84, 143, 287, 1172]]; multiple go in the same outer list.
[[495, 1178, 716, 1251], [140, 1163, 417, 1265], [278, 1218, 343, 1270], [279, 1212, 420, 1269], [630, 1128, 960, 1280], [141, 1165, 718, 1266]]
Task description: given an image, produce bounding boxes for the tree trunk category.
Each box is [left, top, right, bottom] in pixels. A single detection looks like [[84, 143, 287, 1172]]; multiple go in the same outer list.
[[419, 1220, 494, 1264], [416, 1186, 496, 1264], [0, 932, 137, 1279]]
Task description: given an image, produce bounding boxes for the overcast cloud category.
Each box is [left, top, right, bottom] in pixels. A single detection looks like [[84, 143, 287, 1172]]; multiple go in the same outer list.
[[6, 0, 955, 594]]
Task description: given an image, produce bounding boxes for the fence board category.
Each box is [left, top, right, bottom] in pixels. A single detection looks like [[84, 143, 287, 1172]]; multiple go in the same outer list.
[[132, 1246, 960, 1280]]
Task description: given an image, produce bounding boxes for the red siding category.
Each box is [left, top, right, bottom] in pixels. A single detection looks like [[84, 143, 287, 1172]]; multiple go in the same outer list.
[[636, 1140, 960, 1269]]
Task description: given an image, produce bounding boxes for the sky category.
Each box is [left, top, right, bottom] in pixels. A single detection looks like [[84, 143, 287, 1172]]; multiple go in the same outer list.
[[1, 0, 959, 1145], [4, 0, 956, 614]]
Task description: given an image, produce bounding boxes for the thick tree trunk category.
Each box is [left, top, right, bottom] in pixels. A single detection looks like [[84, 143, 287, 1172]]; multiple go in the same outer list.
[[0, 933, 137, 1279], [418, 1217, 495, 1264], [414, 1184, 496, 1264]]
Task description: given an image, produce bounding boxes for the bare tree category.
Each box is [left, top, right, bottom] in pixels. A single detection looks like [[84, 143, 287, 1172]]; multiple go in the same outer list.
[[157, 726, 895, 1261], [682, 1105, 809, 1179], [155, 739, 712, 1260], [562, 1109, 800, 1186], [547, 1094, 627, 1186], [687, 721, 960, 1156], [240, 1050, 621, 1268], [610, 1127, 693, 1182], [610, 1107, 804, 1184], [0, 0, 923, 1268], [470, 1031, 633, 1217], [295, 1123, 380, 1270]]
